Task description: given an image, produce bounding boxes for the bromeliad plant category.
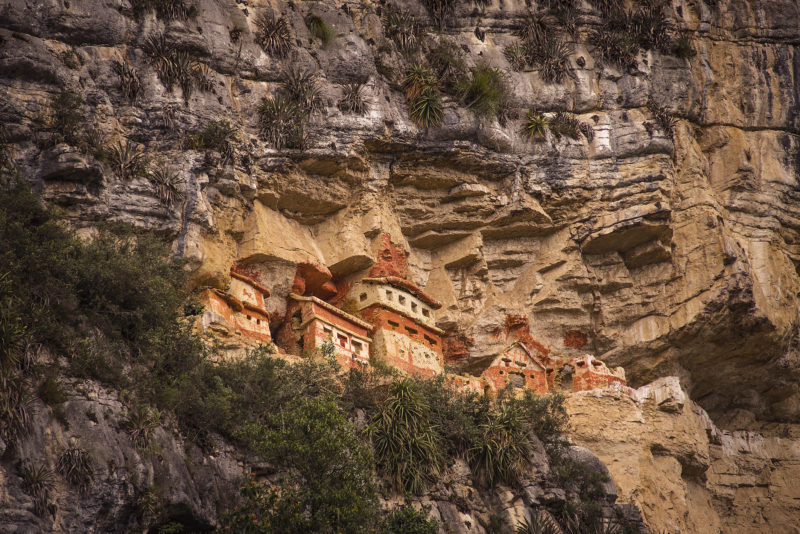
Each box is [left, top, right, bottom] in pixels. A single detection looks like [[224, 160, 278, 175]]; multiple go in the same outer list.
[[306, 14, 335, 47], [255, 12, 291, 57], [409, 89, 444, 128], [523, 109, 549, 139], [460, 64, 507, 120]]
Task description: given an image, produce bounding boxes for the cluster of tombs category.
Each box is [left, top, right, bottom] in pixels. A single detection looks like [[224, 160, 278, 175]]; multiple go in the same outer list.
[[198, 237, 627, 396]]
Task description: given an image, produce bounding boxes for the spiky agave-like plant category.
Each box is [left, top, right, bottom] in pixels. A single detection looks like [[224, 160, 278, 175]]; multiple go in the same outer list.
[[403, 64, 438, 100], [112, 60, 142, 103], [383, 7, 419, 54], [57, 447, 93, 487], [258, 95, 303, 150], [461, 64, 505, 119], [306, 14, 335, 47], [523, 109, 549, 139], [504, 43, 528, 71], [255, 12, 291, 57], [409, 89, 444, 128], [148, 165, 183, 208], [337, 82, 367, 115], [105, 140, 146, 180], [280, 66, 324, 115]]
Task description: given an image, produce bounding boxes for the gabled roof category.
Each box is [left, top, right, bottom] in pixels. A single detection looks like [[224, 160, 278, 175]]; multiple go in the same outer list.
[[361, 276, 442, 309], [288, 293, 374, 331], [230, 270, 271, 297], [462, 341, 549, 377]]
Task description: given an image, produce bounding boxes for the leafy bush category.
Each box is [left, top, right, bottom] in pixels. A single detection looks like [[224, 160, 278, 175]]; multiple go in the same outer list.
[[235, 396, 378, 533], [427, 37, 467, 93], [306, 14, 335, 47], [590, 27, 639, 70], [460, 64, 507, 119], [57, 447, 93, 487], [383, 7, 419, 54], [338, 82, 367, 115], [470, 400, 532, 486], [186, 119, 238, 152], [523, 109, 549, 139], [43, 89, 85, 145], [421, 0, 458, 29], [533, 36, 572, 83], [113, 60, 142, 103], [255, 12, 291, 57], [368, 380, 442, 494]]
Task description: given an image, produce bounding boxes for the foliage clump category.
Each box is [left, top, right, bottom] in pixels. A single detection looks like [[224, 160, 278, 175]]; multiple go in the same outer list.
[[113, 60, 142, 103], [257, 67, 323, 150], [338, 82, 367, 115], [142, 33, 212, 102], [131, 0, 195, 21], [306, 14, 335, 47], [459, 63, 508, 120], [255, 12, 291, 57], [383, 7, 420, 55]]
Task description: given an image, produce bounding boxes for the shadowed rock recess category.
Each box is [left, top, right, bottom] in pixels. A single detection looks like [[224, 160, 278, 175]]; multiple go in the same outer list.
[[2, 0, 800, 532]]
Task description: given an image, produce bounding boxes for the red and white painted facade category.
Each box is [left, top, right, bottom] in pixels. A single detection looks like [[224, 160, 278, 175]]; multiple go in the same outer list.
[[350, 277, 444, 377], [570, 354, 627, 392], [200, 270, 272, 343], [476, 342, 551, 394], [279, 293, 373, 370]]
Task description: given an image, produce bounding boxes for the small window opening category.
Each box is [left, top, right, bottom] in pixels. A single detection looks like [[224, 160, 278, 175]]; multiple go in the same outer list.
[[405, 326, 418, 335], [398, 295, 406, 305], [411, 302, 418, 312], [424, 335, 436, 345], [337, 334, 348, 347], [422, 308, 430, 318], [352, 340, 362, 354], [388, 320, 400, 328], [256, 318, 261, 325], [360, 293, 368, 301], [385, 290, 393, 300], [246, 314, 252, 321]]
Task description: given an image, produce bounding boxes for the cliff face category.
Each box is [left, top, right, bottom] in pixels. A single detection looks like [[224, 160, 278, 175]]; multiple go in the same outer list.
[[2, 0, 800, 531], [566, 379, 800, 534]]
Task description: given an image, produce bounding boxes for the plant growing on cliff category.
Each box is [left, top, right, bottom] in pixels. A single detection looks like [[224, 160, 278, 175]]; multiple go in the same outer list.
[[421, 0, 459, 29], [258, 95, 303, 150], [523, 109, 549, 139], [280, 67, 324, 116], [549, 111, 582, 140], [143, 33, 175, 89], [148, 165, 183, 208], [255, 12, 291, 58], [409, 89, 444, 128], [57, 447, 93, 487], [533, 35, 572, 83], [647, 99, 675, 136], [306, 14, 335, 47], [338, 82, 367, 115], [380, 505, 440, 534], [104, 140, 146, 180], [131, 0, 195, 21], [470, 400, 532, 486], [125, 404, 162, 449], [516, 511, 563, 534], [671, 35, 696, 59], [113, 60, 142, 103], [41, 89, 85, 146], [20, 462, 54, 516], [460, 64, 507, 120], [504, 43, 528, 71], [383, 7, 419, 54], [368, 380, 442, 494], [428, 37, 467, 94], [403, 64, 438, 100]]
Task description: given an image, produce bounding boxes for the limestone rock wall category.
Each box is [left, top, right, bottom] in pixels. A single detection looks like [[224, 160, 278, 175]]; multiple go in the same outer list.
[[566, 378, 800, 534]]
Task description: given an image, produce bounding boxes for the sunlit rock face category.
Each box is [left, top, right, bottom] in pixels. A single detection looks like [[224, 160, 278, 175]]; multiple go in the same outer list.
[[4, 0, 800, 432]]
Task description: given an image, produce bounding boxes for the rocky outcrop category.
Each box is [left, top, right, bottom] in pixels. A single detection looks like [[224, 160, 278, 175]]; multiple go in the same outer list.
[[566, 378, 800, 534]]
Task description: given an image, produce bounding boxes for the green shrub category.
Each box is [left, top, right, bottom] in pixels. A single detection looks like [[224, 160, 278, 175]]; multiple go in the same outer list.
[[460, 64, 507, 119], [368, 380, 442, 494], [235, 396, 378, 532], [523, 109, 548, 139], [43, 89, 85, 145], [143, 33, 174, 89], [186, 119, 238, 152], [337, 82, 367, 115], [255, 12, 291, 57], [37, 376, 66, 405], [409, 89, 444, 128], [380, 505, 439, 534], [421, 0, 458, 29], [532, 36, 572, 83], [428, 37, 467, 93], [306, 14, 335, 47], [469, 400, 532, 486]]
